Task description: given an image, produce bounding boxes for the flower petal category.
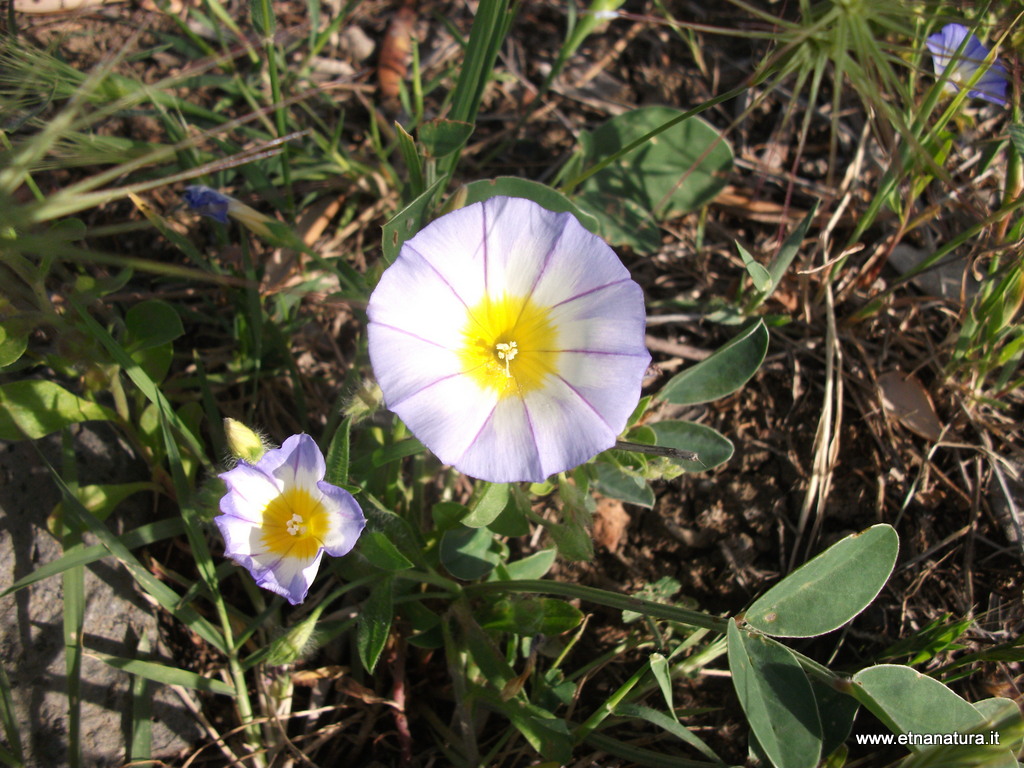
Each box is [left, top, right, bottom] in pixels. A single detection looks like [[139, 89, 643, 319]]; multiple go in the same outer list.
[[218, 462, 281, 524], [395, 203, 489, 306], [522, 376, 620, 477], [317, 481, 367, 557], [549, 280, 650, 356], [388, 373, 501, 469], [367, 323, 465, 408], [183, 185, 231, 224], [267, 434, 326, 492], [454, 395, 544, 482], [249, 549, 323, 605], [367, 246, 481, 349], [215, 514, 265, 560], [480, 197, 572, 298]]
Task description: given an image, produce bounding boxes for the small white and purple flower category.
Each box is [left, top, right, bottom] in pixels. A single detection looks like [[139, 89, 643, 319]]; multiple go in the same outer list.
[[926, 23, 1009, 107], [367, 196, 651, 483], [215, 434, 366, 605]]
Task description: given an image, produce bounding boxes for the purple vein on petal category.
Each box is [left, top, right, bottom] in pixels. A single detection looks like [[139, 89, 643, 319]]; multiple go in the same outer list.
[[547, 348, 650, 357], [550, 278, 631, 309], [404, 244, 473, 311], [481, 200, 490, 296], [520, 397, 544, 475], [455, 399, 499, 467], [555, 374, 614, 431], [525, 220, 568, 296], [386, 370, 474, 410], [371, 322, 453, 351]]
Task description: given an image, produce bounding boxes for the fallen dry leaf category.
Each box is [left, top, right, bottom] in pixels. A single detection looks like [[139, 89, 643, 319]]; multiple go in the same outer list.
[[878, 371, 943, 442], [378, 3, 416, 102], [593, 496, 630, 553]]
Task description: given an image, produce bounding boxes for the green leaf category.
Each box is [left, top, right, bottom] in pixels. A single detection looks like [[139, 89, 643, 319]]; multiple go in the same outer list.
[[381, 177, 446, 264], [745, 524, 898, 638], [358, 531, 414, 571], [727, 620, 821, 768], [572, 190, 662, 254], [488, 485, 531, 537], [88, 651, 234, 696], [850, 665, 989, 749], [658, 320, 768, 405], [612, 703, 724, 763], [811, 679, 859, 759], [440, 526, 501, 580], [419, 118, 474, 158], [0, 662, 24, 765], [504, 548, 556, 580], [749, 202, 819, 309], [0, 380, 114, 440], [357, 576, 394, 673], [431, 501, 468, 530], [737, 242, 772, 291], [456, 177, 599, 233], [574, 106, 733, 250], [371, 437, 425, 467], [649, 653, 674, 715], [52, 481, 157, 531], [462, 482, 509, 528], [478, 597, 583, 635], [975, 697, 1024, 752], [395, 122, 425, 199], [0, 320, 28, 368], [649, 421, 734, 473], [324, 417, 352, 486], [485, 693, 573, 764], [591, 462, 654, 507], [123, 300, 184, 350]]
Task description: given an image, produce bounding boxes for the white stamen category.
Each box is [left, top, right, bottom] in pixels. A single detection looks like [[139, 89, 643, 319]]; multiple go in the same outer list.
[[495, 341, 518, 377], [286, 513, 306, 536]]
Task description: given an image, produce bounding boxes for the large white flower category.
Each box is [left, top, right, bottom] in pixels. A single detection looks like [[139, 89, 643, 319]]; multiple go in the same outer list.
[[367, 196, 651, 483], [215, 434, 366, 605]]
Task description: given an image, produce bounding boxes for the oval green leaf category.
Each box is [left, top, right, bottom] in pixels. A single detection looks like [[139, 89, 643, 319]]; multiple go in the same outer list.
[[578, 106, 732, 216], [124, 300, 183, 351], [649, 420, 734, 472], [658, 320, 768, 405], [0, 320, 28, 368], [457, 177, 600, 233], [574, 106, 732, 251], [851, 665, 986, 746], [419, 118, 474, 159], [358, 531, 414, 571], [746, 524, 898, 638], [591, 462, 654, 507], [727, 620, 822, 768], [440, 526, 501, 580], [0, 380, 114, 440], [504, 548, 556, 580], [462, 482, 510, 528]]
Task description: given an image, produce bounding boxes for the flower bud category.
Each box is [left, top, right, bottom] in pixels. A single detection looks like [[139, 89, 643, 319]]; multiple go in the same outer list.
[[223, 418, 267, 464]]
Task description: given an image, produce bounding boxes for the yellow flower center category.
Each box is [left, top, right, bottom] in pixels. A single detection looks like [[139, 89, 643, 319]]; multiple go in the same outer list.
[[458, 293, 559, 397], [261, 487, 329, 560]]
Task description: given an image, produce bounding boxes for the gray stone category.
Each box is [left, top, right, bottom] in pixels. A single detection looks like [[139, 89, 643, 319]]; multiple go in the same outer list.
[[0, 424, 201, 767]]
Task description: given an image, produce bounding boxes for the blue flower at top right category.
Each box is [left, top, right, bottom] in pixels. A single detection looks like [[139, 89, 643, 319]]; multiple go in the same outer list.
[[926, 23, 1009, 107]]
